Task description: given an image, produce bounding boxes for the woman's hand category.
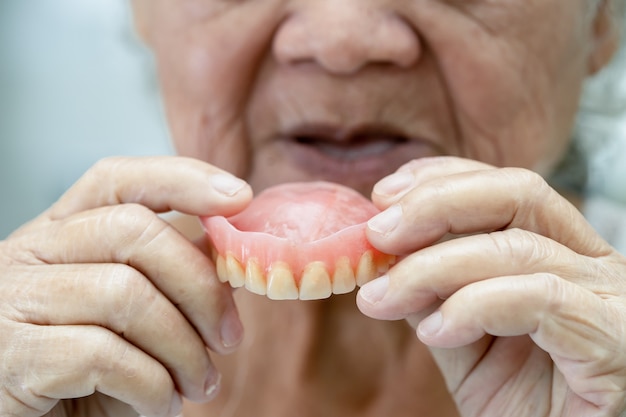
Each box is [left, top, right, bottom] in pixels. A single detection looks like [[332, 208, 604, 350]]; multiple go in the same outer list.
[[357, 156, 626, 417], [0, 156, 252, 417]]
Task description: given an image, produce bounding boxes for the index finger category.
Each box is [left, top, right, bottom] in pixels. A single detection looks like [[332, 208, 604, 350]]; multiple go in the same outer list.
[[370, 157, 494, 209], [47, 156, 252, 220], [367, 166, 613, 258]]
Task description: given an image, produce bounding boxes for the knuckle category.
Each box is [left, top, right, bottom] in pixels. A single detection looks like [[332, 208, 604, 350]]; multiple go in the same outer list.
[[105, 204, 169, 251], [503, 167, 552, 199], [503, 166, 544, 185], [535, 272, 568, 313], [492, 228, 555, 264], [102, 264, 156, 326], [88, 329, 131, 373], [72, 327, 136, 379], [83, 157, 129, 192], [109, 203, 158, 230], [90, 156, 129, 177], [114, 204, 165, 236]]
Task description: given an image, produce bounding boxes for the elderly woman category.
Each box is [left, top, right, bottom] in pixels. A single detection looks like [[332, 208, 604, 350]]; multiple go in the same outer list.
[[2, 0, 626, 416]]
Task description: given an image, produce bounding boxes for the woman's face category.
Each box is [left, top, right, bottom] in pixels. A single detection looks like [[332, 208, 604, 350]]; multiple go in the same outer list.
[[133, 0, 618, 194]]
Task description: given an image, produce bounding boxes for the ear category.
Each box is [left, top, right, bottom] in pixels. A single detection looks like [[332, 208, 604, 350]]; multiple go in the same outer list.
[[130, 0, 152, 44], [588, 0, 622, 75]]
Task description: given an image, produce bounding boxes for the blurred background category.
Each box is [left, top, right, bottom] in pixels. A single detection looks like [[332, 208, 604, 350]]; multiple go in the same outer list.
[[1, 1, 625, 239], [0, 0, 172, 238]]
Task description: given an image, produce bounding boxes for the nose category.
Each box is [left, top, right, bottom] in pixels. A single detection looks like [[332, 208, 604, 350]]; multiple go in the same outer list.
[[272, 1, 421, 74]]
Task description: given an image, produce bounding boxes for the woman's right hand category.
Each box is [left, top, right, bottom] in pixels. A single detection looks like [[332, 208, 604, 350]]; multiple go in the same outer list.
[[0, 156, 253, 417]]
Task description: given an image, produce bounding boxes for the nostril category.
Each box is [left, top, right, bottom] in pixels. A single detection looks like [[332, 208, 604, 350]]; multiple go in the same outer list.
[[315, 45, 370, 74], [272, 6, 421, 74]]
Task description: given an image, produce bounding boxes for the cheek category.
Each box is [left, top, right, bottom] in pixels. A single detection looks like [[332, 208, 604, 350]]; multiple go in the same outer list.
[[414, 1, 590, 170], [163, 88, 251, 178], [155, 46, 250, 175], [148, 5, 283, 178]]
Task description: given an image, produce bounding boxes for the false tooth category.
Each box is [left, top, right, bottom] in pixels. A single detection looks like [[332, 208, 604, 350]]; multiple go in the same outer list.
[[332, 256, 356, 294], [226, 254, 245, 288], [267, 261, 298, 300], [377, 255, 397, 273], [356, 250, 377, 286], [215, 255, 228, 283], [245, 259, 266, 296], [377, 257, 392, 274], [299, 262, 332, 300]]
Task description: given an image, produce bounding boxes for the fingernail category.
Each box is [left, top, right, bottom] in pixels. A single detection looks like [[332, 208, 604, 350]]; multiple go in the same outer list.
[[211, 173, 247, 197], [368, 205, 402, 235], [418, 310, 443, 337], [374, 172, 414, 197], [205, 371, 222, 400], [220, 306, 244, 349], [359, 275, 389, 304]]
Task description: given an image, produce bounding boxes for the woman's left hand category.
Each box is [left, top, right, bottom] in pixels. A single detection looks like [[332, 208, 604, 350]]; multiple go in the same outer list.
[[357, 156, 626, 417]]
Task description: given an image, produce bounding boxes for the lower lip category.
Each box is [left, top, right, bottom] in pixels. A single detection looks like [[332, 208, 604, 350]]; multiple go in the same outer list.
[[277, 137, 442, 186]]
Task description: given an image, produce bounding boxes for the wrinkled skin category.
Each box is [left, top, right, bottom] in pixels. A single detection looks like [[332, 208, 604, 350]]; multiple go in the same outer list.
[[2, 0, 626, 416], [360, 157, 626, 416], [0, 157, 252, 416]]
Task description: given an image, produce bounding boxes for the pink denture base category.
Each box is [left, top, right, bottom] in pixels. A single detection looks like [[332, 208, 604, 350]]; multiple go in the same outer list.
[[201, 181, 390, 280]]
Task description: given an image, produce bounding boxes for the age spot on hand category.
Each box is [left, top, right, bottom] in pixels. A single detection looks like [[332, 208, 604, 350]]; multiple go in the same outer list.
[[201, 182, 395, 300]]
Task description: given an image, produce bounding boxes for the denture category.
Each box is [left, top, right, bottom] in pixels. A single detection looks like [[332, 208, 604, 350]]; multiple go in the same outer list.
[[201, 181, 395, 300]]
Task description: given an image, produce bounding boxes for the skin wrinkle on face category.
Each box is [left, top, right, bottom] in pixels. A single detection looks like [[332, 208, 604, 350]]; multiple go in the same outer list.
[[132, 0, 619, 199], [244, 61, 456, 193], [252, 5, 423, 188], [148, 0, 286, 181], [417, 0, 590, 172]]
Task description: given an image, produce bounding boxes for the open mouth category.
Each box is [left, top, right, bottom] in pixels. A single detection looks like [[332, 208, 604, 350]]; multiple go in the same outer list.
[[291, 132, 410, 161], [285, 124, 411, 159], [276, 123, 432, 186]]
